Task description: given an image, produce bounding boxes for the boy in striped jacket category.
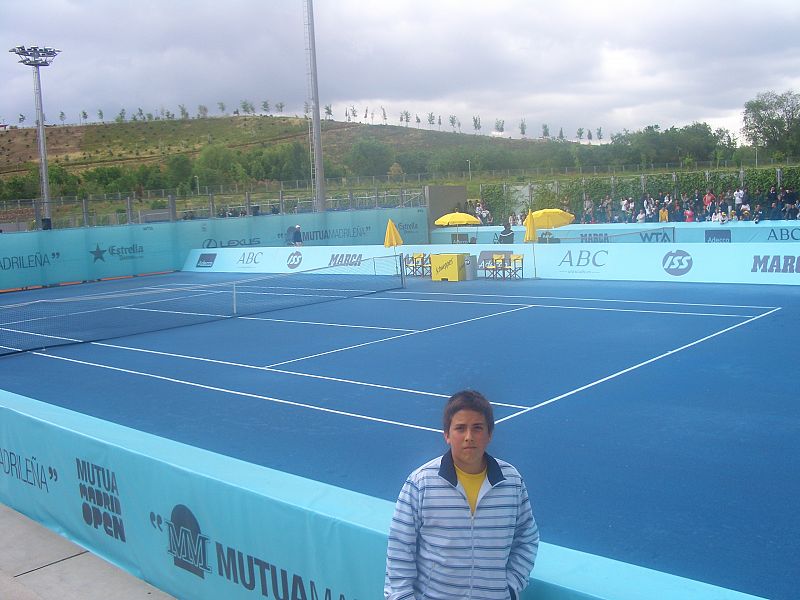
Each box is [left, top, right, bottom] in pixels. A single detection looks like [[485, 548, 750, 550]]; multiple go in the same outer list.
[[385, 390, 538, 599]]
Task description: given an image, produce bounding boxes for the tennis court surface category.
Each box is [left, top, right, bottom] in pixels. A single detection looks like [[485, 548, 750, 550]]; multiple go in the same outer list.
[[1, 271, 798, 599]]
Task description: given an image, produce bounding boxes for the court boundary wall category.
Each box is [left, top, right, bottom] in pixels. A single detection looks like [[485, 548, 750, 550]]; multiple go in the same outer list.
[[0, 390, 764, 600]]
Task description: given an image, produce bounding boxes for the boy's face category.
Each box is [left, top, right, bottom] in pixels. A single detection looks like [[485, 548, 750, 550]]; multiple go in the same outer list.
[[444, 409, 492, 473]]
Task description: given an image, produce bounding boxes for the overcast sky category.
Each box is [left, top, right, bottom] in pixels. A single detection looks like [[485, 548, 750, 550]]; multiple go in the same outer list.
[[3, 0, 800, 143]]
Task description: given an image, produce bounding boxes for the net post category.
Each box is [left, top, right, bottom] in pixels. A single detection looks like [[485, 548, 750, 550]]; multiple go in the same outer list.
[[232, 282, 238, 315]]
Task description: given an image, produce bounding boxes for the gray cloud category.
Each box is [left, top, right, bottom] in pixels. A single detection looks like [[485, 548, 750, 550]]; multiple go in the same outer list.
[[2, 0, 799, 141]]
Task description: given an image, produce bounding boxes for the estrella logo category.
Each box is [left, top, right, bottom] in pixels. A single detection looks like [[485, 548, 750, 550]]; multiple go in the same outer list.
[[287, 251, 302, 269], [662, 250, 693, 276]]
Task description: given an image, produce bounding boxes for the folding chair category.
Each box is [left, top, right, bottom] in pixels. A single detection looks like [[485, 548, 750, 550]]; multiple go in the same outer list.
[[485, 254, 507, 279], [404, 254, 417, 277], [508, 254, 524, 279], [420, 253, 432, 276], [411, 253, 425, 277]]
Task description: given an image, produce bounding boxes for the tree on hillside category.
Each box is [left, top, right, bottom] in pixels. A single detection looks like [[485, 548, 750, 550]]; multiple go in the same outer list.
[[473, 115, 481, 134], [59, 111, 66, 124], [558, 127, 565, 141], [415, 114, 420, 128], [449, 115, 457, 131], [587, 129, 593, 143], [97, 109, 104, 122], [402, 110, 411, 127], [576, 127, 584, 142], [596, 127, 603, 141], [364, 107, 368, 120], [743, 90, 800, 157], [18, 114, 25, 124], [136, 108, 145, 121], [427, 112, 435, 128], [438, 115, 442, 130], [519, 118, 527, 137], [275, 102, 285, 113], [324, 104, 332, 120], [80, 110, 88, 124], [115, 109, 126, 123], [345, 138, 393, 175], [457, 118, 462, 133], [495, 119, 505, 134], [179, 104, 189, 119], [350, 105, 357, 120], [217, 102, 226, 115], [261, 100, 271, 114], [197, 105, 209, 118], [541, 123, 550, 139], [240, 100, 255, 115], [381, 106, 387, 125]]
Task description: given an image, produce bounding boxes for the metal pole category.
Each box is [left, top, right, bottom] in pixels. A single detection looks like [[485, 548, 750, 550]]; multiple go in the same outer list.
[[32, 65, 52, 221], [304, 0, 326, 211]]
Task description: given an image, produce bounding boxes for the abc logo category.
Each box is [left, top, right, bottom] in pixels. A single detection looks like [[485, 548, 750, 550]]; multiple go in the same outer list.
[[662, 250, 693, 276], [287, 251, 303, 269]]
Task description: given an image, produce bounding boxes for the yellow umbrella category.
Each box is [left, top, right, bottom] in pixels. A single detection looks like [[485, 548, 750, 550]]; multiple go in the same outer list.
[[530, 208, 575, 229], [523, 210, 538, 242], [384, 218, 404, 248], [434, 212, 482, 226]]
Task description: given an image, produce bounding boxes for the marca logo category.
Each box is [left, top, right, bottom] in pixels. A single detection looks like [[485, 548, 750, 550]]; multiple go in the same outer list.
[[751, 255, 800, 273], [287, 251, 302, 269], [662, 250, 693, 276], [165, 504, 211, 578], [581, 233, 610, 243], [196, 253, 217, 268], [436, 258, 454, 274], [328, 253, 363, 267], [640, 231, 673, 243], [397, 222, 418, 232], [558, 250, 608, 268]]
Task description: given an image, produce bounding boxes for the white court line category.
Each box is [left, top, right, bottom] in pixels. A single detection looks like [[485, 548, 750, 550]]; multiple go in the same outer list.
[[386, 290, 777, 310], [496, 307, 782, 425], [90, 341, 529, 410], [120, 306, 232, 318], [265, 304, 534, 368], [361, 296, 753, 317], [239, 316, 418, 332], [0, 327, 80, 343], [29, 351, 440, 433]]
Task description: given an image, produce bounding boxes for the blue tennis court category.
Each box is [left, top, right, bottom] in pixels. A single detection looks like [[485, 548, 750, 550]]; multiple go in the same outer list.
[[1, 273, 798, 599]]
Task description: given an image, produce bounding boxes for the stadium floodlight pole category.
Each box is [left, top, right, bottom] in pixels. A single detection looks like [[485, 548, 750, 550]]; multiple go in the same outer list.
[[9, 45, 60, 226], [304, 0, 326, 211]]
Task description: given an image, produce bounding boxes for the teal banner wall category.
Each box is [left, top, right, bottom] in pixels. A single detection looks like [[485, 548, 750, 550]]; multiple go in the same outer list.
[[0, 391, 764, 600], [430, 220, 800, 245], [0, 208, 429, 289]]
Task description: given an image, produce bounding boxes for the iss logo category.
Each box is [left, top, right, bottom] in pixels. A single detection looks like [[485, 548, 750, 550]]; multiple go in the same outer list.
[[196, 253, 217, 268], [287, 251, 302, 269], [662, 250, 693, 276]]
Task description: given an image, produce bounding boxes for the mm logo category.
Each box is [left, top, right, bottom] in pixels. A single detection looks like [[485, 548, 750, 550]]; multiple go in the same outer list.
[[166, 505, 211, 578], [287, 251, 302, 269], [662, 250, 693, 276]]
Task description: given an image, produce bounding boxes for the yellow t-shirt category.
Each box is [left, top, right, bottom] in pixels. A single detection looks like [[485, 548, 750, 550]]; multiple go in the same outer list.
[[455, 465, 487, 514]]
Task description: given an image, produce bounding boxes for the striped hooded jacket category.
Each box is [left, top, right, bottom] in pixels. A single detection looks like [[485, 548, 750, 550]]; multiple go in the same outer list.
[[385, 451, 538, 599]]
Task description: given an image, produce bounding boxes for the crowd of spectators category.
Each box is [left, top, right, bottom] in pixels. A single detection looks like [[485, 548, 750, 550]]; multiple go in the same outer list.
[[578, 185, 798, 225]]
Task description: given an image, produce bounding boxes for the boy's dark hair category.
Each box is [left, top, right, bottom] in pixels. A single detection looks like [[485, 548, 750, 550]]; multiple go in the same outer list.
[[443, 390, 494, 435]]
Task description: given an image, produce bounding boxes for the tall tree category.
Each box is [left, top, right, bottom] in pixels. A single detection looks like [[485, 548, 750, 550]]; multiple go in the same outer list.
[[324, 104, 332, 120], [178, 104, 189, 119], [18, 114, 25, 124], [587, 129, 593, 143], [217, 102, 226, 114], [80, 110, 88, 124], [427, 112, 435, 128], [59, 111, 66, 124], [743, 90, 800, 156], [495, 119, 505, 133], [449, 115, 457, 131], [558, 127, 565, 141], [275, 102, 285, 113], [381, 106, 387, 125], [576, 127, 584, 142], [596, 127, 603, 141], [197, 105, 209, 118], [261, 100, 271, 114], [519, 118, 527, 137], [97, 109, 104, 122], [472, 115, 481, 134], [541, 123, 550, 139]]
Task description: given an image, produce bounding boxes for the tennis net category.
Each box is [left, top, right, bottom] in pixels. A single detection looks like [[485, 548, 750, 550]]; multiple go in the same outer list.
[[0, 254, 404, 356]]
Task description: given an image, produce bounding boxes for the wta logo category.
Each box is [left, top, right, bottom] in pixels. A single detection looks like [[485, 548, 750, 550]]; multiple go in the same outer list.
[[287, 251, 302, 269], [662, 250, 693, 276]]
